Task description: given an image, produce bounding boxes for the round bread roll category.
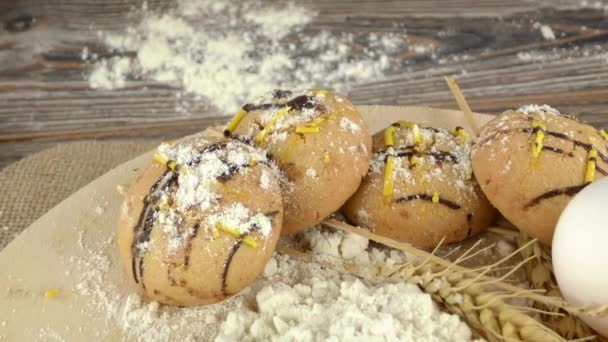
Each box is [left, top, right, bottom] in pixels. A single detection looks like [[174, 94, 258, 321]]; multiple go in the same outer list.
[[472, 105, 608, 245], [343, 122, 496, 247], [118, 136, 284, 306], [225, 89, 372, 234]]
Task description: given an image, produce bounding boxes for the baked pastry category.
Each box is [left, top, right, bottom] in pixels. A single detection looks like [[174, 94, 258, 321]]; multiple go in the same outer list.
[[118, 136, 284, 306], [224, 89, 372, 234], [472, 105, 608, 245], [343, 121, 496, 247]]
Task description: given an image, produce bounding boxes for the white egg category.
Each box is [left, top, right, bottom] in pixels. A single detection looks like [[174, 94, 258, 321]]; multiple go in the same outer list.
[[553, 177, 608, 337]]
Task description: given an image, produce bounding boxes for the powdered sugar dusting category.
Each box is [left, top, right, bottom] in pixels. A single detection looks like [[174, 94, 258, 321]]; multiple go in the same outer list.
[[152, 138, 281, 252], [305, 168, 317, 178], [517, 104, 561, 116], [206, 202, 273, 238], [339, 117, 361, 133], [157, 140, 268, 212], [370, 126, 476, 202], [259, 169, 272, 190]]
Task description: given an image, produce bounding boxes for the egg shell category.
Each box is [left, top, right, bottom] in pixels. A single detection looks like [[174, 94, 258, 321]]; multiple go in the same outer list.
[[553, 177, 608, 338]]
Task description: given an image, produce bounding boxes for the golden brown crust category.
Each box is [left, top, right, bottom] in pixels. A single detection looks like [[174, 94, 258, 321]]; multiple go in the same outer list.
[[229, 89, 372, 234], [472, 107, 608, 245], [118, 136, 283, 306], [343, 123, 496, 247]]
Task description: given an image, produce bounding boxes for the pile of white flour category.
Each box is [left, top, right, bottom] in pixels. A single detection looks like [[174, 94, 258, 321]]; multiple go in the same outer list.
[[73, 226, 481, 341], [87, 0, 413, 113]]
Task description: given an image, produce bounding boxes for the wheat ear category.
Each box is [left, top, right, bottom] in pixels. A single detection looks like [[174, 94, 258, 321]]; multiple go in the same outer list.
[[517, 233, 597, 340]]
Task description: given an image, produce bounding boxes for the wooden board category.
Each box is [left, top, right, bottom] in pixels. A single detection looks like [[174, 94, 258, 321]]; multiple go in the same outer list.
[[1, 0, 608, 168], [0, 105, 492, 341]]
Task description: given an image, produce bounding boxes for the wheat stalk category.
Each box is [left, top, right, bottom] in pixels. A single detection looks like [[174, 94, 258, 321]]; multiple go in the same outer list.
[[516, 234, 597, 340], [445, 77, 482, 136]]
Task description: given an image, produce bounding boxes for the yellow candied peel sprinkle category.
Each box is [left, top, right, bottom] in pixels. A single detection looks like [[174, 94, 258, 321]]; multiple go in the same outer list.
[[432, 192, 440, 204], [167, 161, 179, 171], [242, 236, 258, 248], [531, 130, 545, 159], [600, 129, 608, 141], [216, 223, 258, 248], [411, 125, 422, 146], [153, 152, 168, 165], [530, 120, 546, 159], [531, 120, 547, 131], [382, 156, 395, 202], [224, 108, 248, 135], [324, 152, 331, 163], [453, 126, 470, 144], [295, 126, 320, 134], [255, 106, 292, 144], [44, 288, 59, 299], [585, 149, 598, 183], [309, 117, 326, 126], [409, 155, 419, 167], [158, 200, 171, 211], [384, 126, 396, 148]]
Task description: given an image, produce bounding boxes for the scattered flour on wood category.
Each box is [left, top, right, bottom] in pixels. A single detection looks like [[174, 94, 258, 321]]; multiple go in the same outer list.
[[539, 25, 556, 41], [71, 225, 481, 341], [87, 0, 419, 113]]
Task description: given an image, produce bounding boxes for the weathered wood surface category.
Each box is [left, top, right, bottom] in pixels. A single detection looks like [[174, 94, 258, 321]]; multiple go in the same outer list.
[[1, 0, 608, 168]]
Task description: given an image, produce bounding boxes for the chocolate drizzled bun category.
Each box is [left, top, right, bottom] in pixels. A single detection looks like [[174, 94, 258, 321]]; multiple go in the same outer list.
[[225, 89, 372, 234], [343, 121, 496, 247], [118, 136, 284, 306], [472, 105, 608, 245]]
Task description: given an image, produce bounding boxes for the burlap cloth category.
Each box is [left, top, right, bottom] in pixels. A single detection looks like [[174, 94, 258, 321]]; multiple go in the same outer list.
[[0, 140, 158, 250]]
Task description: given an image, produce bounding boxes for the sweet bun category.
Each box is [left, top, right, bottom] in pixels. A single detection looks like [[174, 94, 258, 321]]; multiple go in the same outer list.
[[225, 89, 372, 234], [118, 136, 283, 306], [343, 121, 496, 247], [472, 105, 608, 245]]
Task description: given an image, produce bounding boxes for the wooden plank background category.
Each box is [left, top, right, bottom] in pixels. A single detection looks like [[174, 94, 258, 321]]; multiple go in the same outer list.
[[1, 0, 608, 168]]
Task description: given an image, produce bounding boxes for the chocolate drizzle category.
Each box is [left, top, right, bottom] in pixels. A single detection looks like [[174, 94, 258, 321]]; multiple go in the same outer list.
[[242, 94, 319, 113], [466, 213, 473, 237], [542, 145, 574, 157], [242, 103, 278, 112], [218, 164, 240, 182], [130, 171, 178, 287], [219, 210, 278, 294], [138, 259, 146, 289], [390, 122, 442, 133], [395, 194, 462, 210], [222, 240, 244, 294], [183, 223, 201, 269], [272, 89, 293, 99], [381, 149, 459, 164], [186, 142, 230, 166], [481, 127, 608, 164], [131, 258, 138, 284], [523, 183, 589, 209]]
